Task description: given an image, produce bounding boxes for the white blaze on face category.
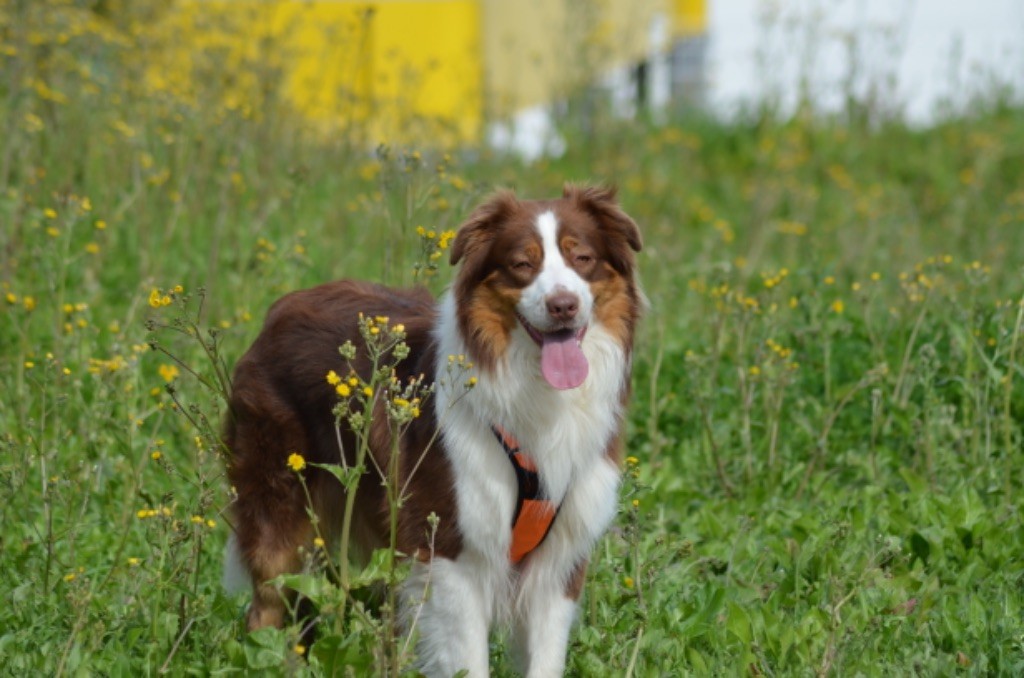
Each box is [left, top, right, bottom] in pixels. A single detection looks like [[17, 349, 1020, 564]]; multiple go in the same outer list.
[[517, 211, 594, 390]]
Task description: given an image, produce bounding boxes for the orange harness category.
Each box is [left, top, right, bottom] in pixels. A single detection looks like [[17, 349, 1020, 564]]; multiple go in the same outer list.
[[491, 424, 559, 564]]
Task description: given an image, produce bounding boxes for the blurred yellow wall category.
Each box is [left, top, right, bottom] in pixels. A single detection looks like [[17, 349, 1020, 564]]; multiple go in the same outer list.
[[149, 0, 706, 144]]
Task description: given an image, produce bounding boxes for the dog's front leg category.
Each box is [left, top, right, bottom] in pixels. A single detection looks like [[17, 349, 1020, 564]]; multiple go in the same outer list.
[[511, 561, 584, 678], [405, 556, 493, 677]]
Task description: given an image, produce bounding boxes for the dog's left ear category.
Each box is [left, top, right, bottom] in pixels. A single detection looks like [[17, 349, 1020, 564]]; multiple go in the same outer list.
[[565, 184, 642, 271], [451, 190, 520, 266]]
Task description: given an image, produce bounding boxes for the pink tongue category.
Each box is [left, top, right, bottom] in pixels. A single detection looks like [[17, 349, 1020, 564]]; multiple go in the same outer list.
[[540, 332, 588, 390]]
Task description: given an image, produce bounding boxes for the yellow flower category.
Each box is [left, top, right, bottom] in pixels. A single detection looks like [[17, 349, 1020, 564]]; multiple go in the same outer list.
[[632, 499, 640, 507], [206, 519, 217, 529], [148, 288, 162, 308], [336, 383, 351, 397], [313, 537, 325, 549], [150, 451, 162, 460], [326, 370, 341, 385], [293, 645, 306, 656], [748, 366, 761, 376], [626, 456, 639, 465], [362, 386, 374, 398], [127, 557, 141, 566], [158, 364, 179, 382], [85, 242, 100, 254], [348, 377, 359, 387], [24, 361, 34, 369], [95, 219, 107, 230], [831, 299, 845, 314], [173, 285, 184, 294], [287, 453, 306, 472], [623, 576, 634, 589], [824, 276, 835, 285], [466, 376, 478, 388], [63, 573, 76, 582], [870, 272, 881, 281], [44, 208, 57, 219]]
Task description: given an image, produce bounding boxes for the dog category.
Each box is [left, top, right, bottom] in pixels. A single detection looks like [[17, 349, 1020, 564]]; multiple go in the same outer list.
[[223, 184, 643, 676]]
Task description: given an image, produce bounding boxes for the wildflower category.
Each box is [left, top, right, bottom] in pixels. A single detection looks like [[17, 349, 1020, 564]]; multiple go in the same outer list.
[[748, 366, 761, 377], [287, 453, 306, 472], [623, 576, 634, 589], [127, 557, 141, 566], [348, 376, 359, 387], [206, 519, 216, 529], [831, 300, 845, 314], [313, 537, 325, 549], [362, 386, 374, 398], [95, 220, 107, 230], [24, 361, 34, 369], [466, 376, 478, 388], [46, 227, 59, 238], [151, 451, 162, 460], [148, 289, 162, 308], [44, 208, 57, 219], [336, 383, 351, 397], [631, 499, 640, 508], [824, 276, 835, 286], [626, 456, 639, 466], [191, 515, 204, 524], [158, 364, 179, 382], [326, 370, 341, 385], [64, 573, 76, 582], [5, 292, 17, 304], [294, 645, 306, 656], [870, 272, 881, 281], [85, 242, 100, 254]]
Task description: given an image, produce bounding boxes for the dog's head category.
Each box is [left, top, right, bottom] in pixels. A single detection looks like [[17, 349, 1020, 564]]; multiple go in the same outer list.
[[450, 185, 643, 389]]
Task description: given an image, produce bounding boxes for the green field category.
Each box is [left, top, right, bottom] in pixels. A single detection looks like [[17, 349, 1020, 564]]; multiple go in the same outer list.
[[3, 3, 1024, 675]]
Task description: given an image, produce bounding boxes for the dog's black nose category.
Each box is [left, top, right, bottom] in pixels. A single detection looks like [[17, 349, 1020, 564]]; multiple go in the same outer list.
[[546, 291, 579, 322]]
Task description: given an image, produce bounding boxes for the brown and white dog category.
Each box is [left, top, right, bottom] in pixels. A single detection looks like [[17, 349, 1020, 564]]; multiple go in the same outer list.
[[223, 185, 643, 676]]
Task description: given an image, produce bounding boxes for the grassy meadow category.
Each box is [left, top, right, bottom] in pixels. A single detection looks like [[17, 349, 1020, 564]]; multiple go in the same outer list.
[[3, 1, 1024, 675]]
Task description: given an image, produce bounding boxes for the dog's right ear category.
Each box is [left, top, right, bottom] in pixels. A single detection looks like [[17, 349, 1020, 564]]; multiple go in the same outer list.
[[450, 190, 519, 265]]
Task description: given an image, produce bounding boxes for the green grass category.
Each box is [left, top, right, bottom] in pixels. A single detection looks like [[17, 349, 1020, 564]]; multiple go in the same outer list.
[[3, 2, 1024, 675]]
